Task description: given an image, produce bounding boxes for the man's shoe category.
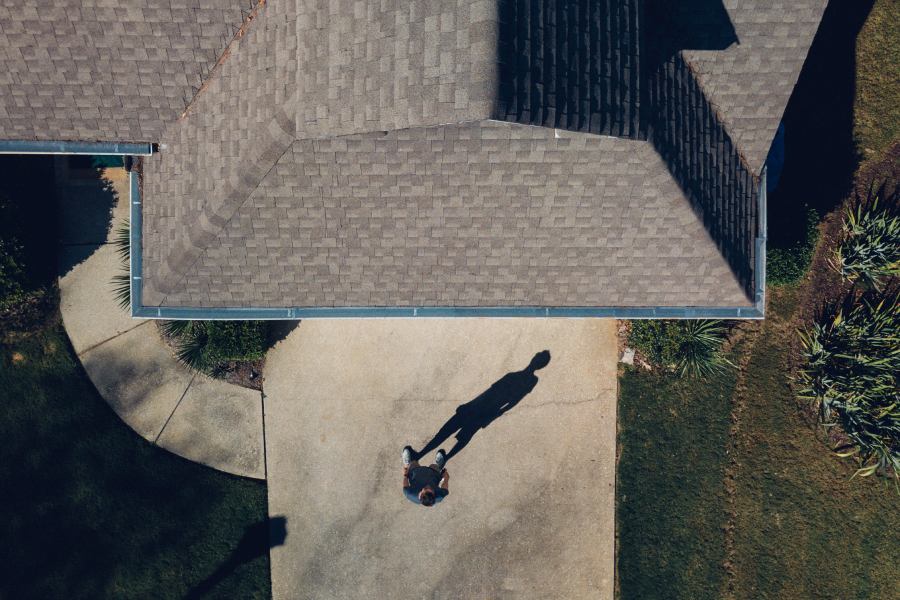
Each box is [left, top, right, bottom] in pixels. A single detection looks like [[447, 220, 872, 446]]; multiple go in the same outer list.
[[402, 445, 414, 466], [434, 449, 447, 470]]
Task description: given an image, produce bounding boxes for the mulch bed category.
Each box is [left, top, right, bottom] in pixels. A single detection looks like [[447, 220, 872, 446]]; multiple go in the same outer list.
[[785, 143, 899, 448], [216, 358, 264, 391]]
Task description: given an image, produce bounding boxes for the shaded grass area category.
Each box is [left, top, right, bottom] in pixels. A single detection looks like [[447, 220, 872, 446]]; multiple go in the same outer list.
[[730, 290, 900, 600], [0, 323, 271, 599], [854, 0, 900, 162], [616, 363, 738, 599]]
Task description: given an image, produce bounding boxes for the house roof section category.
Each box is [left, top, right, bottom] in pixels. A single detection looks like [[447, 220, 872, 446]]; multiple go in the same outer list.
[[0, 0, 248, 143], [0, 0, 830, 313], [679, 0, 829, 174], [142, 120, 751, 309]]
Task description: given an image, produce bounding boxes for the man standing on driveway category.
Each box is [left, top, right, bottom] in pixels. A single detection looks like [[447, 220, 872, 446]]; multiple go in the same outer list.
[[402, 446, 448, 506]]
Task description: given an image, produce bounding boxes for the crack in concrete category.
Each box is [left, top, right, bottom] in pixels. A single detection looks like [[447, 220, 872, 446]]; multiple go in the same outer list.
[[523, 395, 608, 409]]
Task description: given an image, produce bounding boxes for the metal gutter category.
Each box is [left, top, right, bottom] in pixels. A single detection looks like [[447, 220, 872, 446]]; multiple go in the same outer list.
[[129, 169, 143, 313], [0, 140, 153, 155], [128, 167, 768, 321], [131, 304, 764, 320], [753, 167, 768, 316]]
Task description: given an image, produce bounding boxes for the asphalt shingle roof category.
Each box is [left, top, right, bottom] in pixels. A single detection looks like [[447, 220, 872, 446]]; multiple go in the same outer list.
[[147, 121, 748, 308], [0, 0, 248, 142], [679, 0, 830, 173], [0, 0, 830, 311]]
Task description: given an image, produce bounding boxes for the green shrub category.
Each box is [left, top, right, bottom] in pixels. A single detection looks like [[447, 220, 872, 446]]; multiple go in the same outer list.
[[0, 237, 26, 310], [160, 320, 267, 374], [767, 207, 820, 285], [831, 186, 900, 290], [628, 320, 733, 378], [797, 290, 899, 481], [0, 193, 27, 310]]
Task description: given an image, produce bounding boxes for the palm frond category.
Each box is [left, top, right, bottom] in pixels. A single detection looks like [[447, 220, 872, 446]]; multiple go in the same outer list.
[[111, 273, 131, 310]]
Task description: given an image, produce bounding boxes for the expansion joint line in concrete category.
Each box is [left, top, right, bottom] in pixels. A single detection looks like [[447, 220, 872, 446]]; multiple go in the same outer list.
[[153, 371, 198, 444], [260, 392, 269, 480], [76, 320, 150, 357]]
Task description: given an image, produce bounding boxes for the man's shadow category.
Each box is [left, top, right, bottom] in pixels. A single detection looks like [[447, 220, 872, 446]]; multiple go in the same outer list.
[[416, 350, 551, 462]]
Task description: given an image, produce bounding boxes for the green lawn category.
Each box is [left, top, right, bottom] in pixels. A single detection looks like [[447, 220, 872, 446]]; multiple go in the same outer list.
[[617, 294, 900, 600], [617, 362, 737, 599], [854, 0, 900, 161], [0, 321, 271, 599], [618, 2, 900, 596], [729, 292, 899, 600]]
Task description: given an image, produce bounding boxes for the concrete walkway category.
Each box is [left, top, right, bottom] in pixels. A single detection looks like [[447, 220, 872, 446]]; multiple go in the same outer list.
[[56, 162, 265, 479], [264, 319, 618, 600]]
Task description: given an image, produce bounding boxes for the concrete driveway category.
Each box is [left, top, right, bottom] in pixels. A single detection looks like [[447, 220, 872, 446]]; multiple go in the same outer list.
[[264, 319, 617, 600]]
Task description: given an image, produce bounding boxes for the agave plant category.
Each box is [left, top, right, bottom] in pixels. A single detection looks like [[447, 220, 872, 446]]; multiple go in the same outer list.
[[832, 185, 900, 290], [797, 290, 900, 482]]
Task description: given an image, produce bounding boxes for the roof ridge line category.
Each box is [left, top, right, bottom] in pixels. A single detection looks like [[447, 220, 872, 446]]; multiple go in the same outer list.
[[160, 133, 295, 306], [179, 0, 268, 122], [293, 119, 487, 143], [291, 118, 644, 144], [679, 51, 760, 180]]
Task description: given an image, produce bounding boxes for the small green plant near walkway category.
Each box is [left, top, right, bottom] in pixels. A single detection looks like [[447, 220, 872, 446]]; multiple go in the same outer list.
[[831, 186, 900, 289], [628, 319, 733, 377], [161, 319, 267, 375]]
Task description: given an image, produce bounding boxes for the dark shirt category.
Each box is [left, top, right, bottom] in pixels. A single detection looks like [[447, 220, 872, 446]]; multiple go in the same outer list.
[[404, 466, 449, 505]]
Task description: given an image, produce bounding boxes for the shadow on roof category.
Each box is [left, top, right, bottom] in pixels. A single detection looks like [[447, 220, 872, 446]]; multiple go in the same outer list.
[[645, 0, 738, 59]]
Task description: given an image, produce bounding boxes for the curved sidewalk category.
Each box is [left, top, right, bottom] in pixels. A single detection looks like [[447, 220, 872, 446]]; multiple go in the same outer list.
[[57, 164, 265, 480]]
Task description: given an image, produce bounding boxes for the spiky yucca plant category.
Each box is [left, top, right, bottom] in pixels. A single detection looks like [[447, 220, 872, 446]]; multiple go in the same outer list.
[[628, 320, 733, 378], [797, 290, 899, 482], [677, 320, 734, 378], [832, 186, 900, 290]]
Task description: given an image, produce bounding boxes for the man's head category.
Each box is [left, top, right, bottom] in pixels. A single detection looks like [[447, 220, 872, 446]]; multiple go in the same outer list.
[[527, 350, 551, 373], [419, 487, 436, 507]]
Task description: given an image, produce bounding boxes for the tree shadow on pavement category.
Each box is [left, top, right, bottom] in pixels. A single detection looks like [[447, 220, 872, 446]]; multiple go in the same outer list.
[[184, 515, 287, 600], [416, 351, 551, 462]]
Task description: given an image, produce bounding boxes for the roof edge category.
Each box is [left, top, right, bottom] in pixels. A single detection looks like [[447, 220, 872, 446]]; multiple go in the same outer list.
[[0, 140, 153, 155], [129, 162, 767, 322]]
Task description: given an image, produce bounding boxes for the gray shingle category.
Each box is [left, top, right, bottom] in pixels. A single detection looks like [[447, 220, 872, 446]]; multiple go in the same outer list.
[[1, 0, 828, 310], [680, 0, 829, 173], [144, 120, 750, 309], [0, 0, 248, 142]]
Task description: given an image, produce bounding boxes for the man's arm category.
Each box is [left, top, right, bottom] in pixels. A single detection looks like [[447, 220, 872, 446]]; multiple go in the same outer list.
[[439, 469, 449, 491], [403, 466, 411, 489]]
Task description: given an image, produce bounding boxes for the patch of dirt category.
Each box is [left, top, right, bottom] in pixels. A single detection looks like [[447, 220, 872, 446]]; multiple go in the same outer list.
[[10, 351, 25, 364], [217, 358, 264, 391]]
